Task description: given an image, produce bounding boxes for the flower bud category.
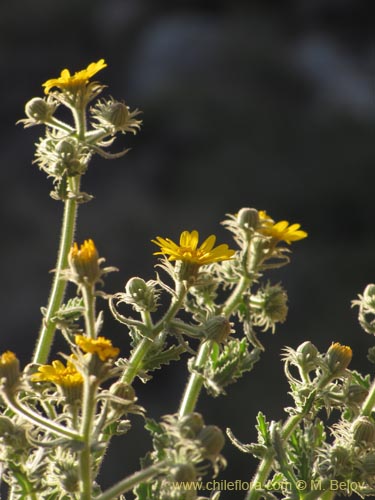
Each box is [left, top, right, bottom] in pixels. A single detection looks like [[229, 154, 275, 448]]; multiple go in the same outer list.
[[109, 381, 136, 412], [0, 351, 20, 389], [205, 316, 232, 343], [347, 385, 368, 405], [237, 208, 260, 231], [25, 97, 55, 122], [326, 342, 352, 376], [91, 98, 142, 134], [0, 416, 29, 454], [362, 453, 375, 475], [250, 283, 288, 333], [68, 239, 101, 285], [362, 284, 375, 309], [352, 417, 375, 446], [105, 102, 130, 130], [296, 341, 319, 372], [125, 277, 158, 312], [179, 412, 204, 438], [198, 425, 225, 459], [171, 463, 197, 482]]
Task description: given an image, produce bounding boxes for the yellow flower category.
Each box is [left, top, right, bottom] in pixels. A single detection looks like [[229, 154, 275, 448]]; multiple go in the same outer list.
[[152, 230, 235, 265], [42, 59, 107, 94], [75, 335, 120, 362], [32, 358, 83, 388], [258, 210, 307, 244], [68, 239, 101, 284]]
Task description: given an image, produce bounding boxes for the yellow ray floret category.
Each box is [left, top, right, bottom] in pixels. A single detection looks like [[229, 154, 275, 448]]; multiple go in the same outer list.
[[152, 230, 235, 266], [75, 335, 120, 362], [32, 357, 83, 387], [70, 239, 98, 264], [42, 59, 107, 94], [258, 210, 307, 244]]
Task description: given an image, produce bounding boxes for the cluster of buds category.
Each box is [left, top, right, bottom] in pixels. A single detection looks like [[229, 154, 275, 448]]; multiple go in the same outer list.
[[19, 59, 142, 200], [147, 413, 225, 500]]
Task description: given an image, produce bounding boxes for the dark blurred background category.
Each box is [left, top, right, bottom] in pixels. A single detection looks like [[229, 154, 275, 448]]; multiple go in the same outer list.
[[1, 0, 375, 497]]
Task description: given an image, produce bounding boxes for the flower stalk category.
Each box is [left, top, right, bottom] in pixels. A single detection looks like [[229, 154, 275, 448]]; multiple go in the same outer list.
[[33, 175, 81, 364]]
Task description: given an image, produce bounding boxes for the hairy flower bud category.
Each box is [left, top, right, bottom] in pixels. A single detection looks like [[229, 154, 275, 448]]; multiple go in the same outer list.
[[326, 342, 352, 376], [352, 417, 375, 446], [109, 381, 136, 412], [362, 453, 375, 475], [68, 239, 101, 285], [250, 283, 288, 333], [179, 412, 205, 438], [25, 97, 56, 122], [171, 463, 197, 482], [237, 208, 260, 231], [205, 316, 233, 343], [347, 385, 368, 405], [91, 98, 142, 135], [125, 277, 158, 312], [296, 341, 319, 372], [0, 416, 29, 454], [198, 425, 225, 459]]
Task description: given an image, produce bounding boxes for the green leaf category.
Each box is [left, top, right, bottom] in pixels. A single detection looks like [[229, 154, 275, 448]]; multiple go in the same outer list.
[[203, 339, 261, 396], [256, 412, 271, 445], [142, 344, 186, 372]]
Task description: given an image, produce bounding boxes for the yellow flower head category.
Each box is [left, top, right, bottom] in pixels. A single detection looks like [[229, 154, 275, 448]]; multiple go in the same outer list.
[[326, 342, 353, 375], [42, 59, 107, 94], [75, 335, 120, 362], [258, 211, 308, 244], [69, 239, 101, 284], [31, 357, 83, 388], [152, 230, 235, 266], [70, 239, 98, 263]]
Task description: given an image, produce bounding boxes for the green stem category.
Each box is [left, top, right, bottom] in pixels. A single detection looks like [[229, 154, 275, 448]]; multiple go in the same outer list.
[[222, 276, 250, 316], [121, 282, 186, 385], [245, 413, 309, 500], [81, 283, 97, 339], [8, 465, 38, 500], [0, 389, 81, 441], [79, 269, 100, 499], [178, 340, 213, 417], [95, 461, 169, 500], [178, 275, 251, 419], [79, 378, 98, 500], [361, 377, 375, 416], [33, 175, 81, 364]]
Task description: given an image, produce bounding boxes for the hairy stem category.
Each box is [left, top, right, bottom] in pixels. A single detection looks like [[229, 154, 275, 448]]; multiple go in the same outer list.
[[95, 461, 169, 500], [0, 389, 81, 441], [81, 283, 97, 339], [178, 275, 251, 419], [33, 176, 81, 364], [79, 377, 98, 500], [121, 281, 186, 385], [360, 377, 375, 416]]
